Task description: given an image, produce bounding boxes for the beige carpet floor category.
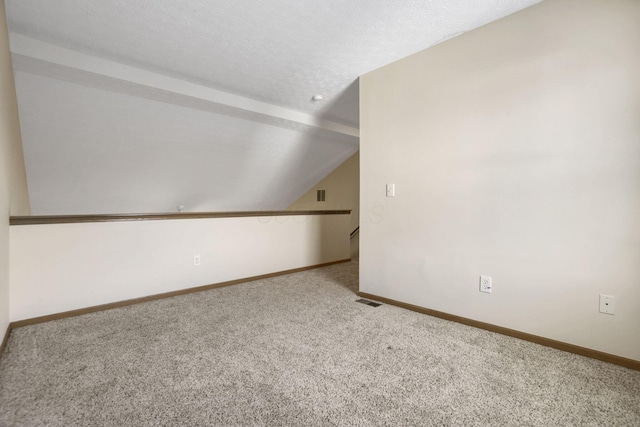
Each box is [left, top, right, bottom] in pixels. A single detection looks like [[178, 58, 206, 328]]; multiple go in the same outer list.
[[1, 261, 639, 426]]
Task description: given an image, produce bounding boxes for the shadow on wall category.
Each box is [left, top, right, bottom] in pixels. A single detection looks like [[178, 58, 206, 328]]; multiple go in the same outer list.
[[350, 230, 359, 261]]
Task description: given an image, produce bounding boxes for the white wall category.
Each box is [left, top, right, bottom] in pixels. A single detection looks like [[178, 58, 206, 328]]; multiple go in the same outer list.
[[10, 214, 350, 321], [1, 0, 29, 339], [360, 0, 640, 360]]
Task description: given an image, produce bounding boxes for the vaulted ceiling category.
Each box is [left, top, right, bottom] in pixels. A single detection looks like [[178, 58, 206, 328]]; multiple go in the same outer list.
[[5, 0, 541, 214]]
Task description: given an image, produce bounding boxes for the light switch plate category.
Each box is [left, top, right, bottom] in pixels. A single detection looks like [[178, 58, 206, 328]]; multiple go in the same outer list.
[[386, 184, 395, 197]]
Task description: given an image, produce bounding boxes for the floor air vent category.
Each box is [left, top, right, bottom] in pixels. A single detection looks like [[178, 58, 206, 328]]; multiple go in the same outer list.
[[356, 298, 382, 307]]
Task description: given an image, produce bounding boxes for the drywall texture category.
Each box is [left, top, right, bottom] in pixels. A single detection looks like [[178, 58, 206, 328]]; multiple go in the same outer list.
[[10, 214, 350, 321], [360, 0, 640, 361]]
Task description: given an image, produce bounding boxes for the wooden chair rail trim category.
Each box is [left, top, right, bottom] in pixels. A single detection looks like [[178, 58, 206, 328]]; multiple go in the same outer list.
[[10, 210, 351, 226], [358, 291, 640, 372]]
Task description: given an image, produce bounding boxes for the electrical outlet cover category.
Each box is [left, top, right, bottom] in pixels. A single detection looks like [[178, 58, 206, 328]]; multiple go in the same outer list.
[[480, 276, 492, 293], [599, 294, 615, 315]]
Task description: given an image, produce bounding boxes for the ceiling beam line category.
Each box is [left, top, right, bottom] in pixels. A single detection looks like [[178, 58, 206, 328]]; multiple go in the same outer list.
[[9, 33, 359, 138]]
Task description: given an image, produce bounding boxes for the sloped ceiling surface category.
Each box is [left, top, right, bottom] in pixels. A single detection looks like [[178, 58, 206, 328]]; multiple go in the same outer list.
[[5, 0, 540, 215]]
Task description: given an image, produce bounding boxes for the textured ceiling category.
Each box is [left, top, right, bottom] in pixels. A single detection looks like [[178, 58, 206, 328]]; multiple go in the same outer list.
[[15, 72, 357, 214], [6, 0, 541, 126], [4, 0, 541, 214]]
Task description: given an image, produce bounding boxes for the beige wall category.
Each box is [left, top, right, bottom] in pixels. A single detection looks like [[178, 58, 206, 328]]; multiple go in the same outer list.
[[1, 0, 29, 338], [360, 0, 640, 360], [0, 0, 10, 338], [288, 151, 359, 232], [10, 214, 350, 321], [0, 2, 28, 217]]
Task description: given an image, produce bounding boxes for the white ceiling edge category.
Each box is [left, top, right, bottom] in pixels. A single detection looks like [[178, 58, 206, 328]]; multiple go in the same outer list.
[[10, 33, 359, 139]]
